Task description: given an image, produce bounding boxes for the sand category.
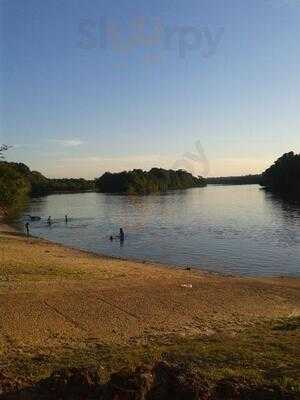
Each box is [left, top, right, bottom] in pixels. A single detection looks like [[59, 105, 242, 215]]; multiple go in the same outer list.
[[0, 224, 299, 357]]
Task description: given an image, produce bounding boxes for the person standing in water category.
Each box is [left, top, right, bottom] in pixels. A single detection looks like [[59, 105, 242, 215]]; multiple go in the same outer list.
[[47, 216, 52, 226], [65, 215, 68, 224], [25, 222, 30, 236]]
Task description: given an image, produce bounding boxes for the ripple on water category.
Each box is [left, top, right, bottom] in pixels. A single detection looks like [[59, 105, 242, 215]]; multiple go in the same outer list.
[[18, 186, 300, 277]]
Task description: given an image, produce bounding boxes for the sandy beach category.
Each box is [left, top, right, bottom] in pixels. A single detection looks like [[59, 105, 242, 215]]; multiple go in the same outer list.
[[0, 227, 299, 336], [0, 223, 299, 390]]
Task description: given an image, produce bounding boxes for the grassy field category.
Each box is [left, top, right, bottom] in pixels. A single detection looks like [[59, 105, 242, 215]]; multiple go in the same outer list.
[[0, 229, 299, 395], [4, 316, 299, 393]]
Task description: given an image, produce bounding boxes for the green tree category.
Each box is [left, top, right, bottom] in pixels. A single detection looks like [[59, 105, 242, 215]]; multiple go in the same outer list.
[[95, 168, 206, 194], [261, 152, 300, 200], [0, 162, 30, 218], [0, 144, 12, 159]]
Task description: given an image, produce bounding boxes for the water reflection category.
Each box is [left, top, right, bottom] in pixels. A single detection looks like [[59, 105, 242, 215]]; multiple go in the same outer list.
[[262, 190, 300, 246], [18, 185, 300, 277]]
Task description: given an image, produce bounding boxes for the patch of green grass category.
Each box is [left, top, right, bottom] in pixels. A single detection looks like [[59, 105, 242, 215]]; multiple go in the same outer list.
[[1, 317, 299, 394], [162, 317, 300, 389], [273, 318, 300, 331]]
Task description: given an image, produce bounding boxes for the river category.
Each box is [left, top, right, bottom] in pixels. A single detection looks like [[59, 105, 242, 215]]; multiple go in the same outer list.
[[18, 185, 300, 277]]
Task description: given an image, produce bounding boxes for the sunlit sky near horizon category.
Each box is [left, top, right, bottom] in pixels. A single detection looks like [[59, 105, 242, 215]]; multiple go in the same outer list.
[[1, 0, 300, 178]]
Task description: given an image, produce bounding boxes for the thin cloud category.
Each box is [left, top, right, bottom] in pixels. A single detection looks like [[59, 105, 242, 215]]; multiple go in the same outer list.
[[49, 139, 84, 147]]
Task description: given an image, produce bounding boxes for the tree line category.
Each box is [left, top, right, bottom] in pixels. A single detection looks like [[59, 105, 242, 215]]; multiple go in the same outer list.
[[0, 160, 94, 218], [0, 162, 94, 196], [1, 147, 299, 219], [95, 168, 207, 194], [206, 175, 261, 185], [0, 163, 206, 217]]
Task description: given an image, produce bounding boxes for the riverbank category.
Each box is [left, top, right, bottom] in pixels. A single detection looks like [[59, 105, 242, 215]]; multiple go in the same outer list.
[[0, 226, 299, 397], [0, 211, 19, 233], [0, 223, 16, 233]]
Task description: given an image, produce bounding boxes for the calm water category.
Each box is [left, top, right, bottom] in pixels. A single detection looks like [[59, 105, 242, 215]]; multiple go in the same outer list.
[[18, 185, 300, 277]]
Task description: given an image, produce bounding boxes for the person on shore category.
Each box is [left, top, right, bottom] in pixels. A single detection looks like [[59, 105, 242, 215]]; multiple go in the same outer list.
[[47, 216, 52, 226], [25, 222, 30, 236]]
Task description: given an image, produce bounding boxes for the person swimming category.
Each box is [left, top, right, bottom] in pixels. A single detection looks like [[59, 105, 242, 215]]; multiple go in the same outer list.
[[110, 228, 125, 241]]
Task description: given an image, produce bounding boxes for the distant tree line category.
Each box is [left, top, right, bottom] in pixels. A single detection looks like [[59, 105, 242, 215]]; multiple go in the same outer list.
[[1, 162, 95, 196], [95, 168, 206, 194], [1, 148, 299, 219], [206, 175, 261, 185], [260, 152, 300, 200], [0, 160, 94, 218]]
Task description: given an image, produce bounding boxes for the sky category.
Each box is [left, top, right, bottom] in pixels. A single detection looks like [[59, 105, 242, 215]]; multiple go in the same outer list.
[[0, 0, 300, 178]]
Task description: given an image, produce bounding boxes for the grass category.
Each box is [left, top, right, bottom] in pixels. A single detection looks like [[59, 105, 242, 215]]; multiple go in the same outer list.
[[1, 317, 299, 394]]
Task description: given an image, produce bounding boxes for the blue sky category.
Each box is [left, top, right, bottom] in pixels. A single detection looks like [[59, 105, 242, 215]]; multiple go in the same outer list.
[[1, 0, 299, 178]]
